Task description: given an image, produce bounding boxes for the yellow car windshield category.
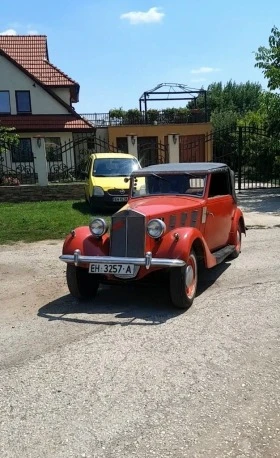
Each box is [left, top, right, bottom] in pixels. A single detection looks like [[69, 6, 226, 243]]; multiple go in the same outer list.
[[93, 158, 139, 177]]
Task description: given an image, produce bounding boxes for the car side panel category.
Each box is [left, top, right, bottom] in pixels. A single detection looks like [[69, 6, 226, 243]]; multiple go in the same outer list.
[[203, 195, 234, 251]]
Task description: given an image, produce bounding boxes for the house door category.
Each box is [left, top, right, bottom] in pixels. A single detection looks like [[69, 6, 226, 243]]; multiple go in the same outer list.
[[179, 135, 205, 162]]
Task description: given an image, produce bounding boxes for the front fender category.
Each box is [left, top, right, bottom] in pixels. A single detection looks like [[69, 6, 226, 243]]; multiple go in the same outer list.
[[62, 226, 110, 257], [153, 227, 217, 268]]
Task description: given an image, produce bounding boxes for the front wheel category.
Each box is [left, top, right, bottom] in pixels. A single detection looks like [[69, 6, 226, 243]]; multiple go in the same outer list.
[[169, 250, 198, 309], [66, 264, 100, 299]]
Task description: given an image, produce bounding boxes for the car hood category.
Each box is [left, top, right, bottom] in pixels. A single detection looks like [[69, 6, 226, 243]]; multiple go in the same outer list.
[[122, 196, 205, 217], [91, 176, 130, 191]]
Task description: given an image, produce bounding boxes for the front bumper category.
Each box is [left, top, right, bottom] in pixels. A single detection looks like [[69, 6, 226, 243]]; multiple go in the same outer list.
[[90, 193, 128, 208], [59, 249, 185, 270]]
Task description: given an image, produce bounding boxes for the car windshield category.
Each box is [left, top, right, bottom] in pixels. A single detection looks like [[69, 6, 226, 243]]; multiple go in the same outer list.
[[131, 173, 207, 197], [93, 158, 140, 177]]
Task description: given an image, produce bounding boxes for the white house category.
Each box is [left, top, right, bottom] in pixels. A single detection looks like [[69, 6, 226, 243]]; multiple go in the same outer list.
[[0, 35, 95, 185]]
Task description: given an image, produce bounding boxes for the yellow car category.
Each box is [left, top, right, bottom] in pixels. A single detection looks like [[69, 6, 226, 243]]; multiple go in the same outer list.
[[84, 152, 141, 210]]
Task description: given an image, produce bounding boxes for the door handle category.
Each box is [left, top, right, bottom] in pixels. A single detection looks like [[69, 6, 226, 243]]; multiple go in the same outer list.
[[207, 211, 214, 217]]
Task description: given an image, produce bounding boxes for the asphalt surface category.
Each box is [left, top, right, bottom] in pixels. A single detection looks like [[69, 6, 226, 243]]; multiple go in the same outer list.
[[0, 225, 279, 458]]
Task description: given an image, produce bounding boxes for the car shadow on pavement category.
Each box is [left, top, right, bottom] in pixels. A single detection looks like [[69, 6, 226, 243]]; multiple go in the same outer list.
[[197, 261, 231, 297], [38, 262, 231, 326], [37, 283, 184, 326]]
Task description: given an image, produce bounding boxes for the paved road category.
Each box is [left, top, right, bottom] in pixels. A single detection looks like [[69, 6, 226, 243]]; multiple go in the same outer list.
[[0, 228, 279, 458]]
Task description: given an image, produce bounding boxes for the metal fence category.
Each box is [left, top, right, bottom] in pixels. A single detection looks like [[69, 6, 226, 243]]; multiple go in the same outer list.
[[210, 126, 280, 190], [0, 140, 38, 185], [80, 110, 209, 126]]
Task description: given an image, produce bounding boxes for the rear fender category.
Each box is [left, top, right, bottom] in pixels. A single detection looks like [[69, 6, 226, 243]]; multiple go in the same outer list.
[[62, 226, 110, 257], [153, 227, 217, 268], [228, 208, 246, 245]]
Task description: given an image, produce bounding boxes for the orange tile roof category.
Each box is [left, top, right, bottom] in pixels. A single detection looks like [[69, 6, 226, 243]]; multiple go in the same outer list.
[[0, 115, 95, 132], [0, 35, 78, 88]]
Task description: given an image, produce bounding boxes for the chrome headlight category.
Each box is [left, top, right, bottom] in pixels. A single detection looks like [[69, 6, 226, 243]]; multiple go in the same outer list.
[[89, 218, 108, 237], [147, 219, 166, 239], [93, 186, 104, 196]]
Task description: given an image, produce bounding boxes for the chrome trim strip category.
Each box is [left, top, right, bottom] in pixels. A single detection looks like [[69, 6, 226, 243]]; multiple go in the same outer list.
[[60, 249, 185, 269]]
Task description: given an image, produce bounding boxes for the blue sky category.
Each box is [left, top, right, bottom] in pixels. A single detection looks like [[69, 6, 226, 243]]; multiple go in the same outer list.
[[1, 0, 279, 113]]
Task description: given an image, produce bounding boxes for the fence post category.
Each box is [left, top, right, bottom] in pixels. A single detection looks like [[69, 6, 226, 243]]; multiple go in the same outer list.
[[237, 126, 243, 191], [126, 135, 138, 159], [168, 134, 179, 163], [32, 137, 48, 186]]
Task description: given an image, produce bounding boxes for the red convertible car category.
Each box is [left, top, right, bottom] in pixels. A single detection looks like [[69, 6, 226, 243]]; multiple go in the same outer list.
[[60, 163, 246, 309]]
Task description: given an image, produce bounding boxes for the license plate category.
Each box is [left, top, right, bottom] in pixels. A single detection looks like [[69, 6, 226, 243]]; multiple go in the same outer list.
[[89, 263, 134, 275], [112, 196, 128, 202]]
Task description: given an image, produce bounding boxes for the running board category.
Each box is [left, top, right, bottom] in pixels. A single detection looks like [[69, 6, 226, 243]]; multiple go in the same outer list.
[[212, 245, 235, 264]]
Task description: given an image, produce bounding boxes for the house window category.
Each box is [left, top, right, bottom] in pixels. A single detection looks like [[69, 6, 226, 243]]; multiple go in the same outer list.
[[11, 138, 33, 162], [45, 137, 62, 161], [0, 91, 11, 113], [15, 91, 31, 113]]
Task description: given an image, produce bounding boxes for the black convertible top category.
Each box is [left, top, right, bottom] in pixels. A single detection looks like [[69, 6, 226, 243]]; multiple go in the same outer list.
[[132, 162, 229, 176]]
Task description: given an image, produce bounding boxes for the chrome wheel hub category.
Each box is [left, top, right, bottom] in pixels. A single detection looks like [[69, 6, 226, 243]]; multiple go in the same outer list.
[[186, 265, 194, 288]]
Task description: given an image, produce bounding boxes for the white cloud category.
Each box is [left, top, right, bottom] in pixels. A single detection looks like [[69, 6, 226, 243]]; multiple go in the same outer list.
[[191, 66, 220, 74], [0, 25, 39, 36], [0, 29, 17, 35], [120, 7, 164, 25]]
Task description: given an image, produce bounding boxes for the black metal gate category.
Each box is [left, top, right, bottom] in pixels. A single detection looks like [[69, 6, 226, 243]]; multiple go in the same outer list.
[[210, 126, 280, 190], [47, 133, 125, 183], [0, 140, 37, 185], [137, 137, 168, 167], [176, 126, 279, 190]]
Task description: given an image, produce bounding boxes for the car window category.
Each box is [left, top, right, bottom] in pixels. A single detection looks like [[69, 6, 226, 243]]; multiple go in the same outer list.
[[93, 158, 139, 177], [131, 174, 206, 197], [208, 171, 231, 197]]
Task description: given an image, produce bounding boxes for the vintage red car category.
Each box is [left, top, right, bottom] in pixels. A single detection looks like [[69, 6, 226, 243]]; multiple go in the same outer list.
[[60, 163, 246, 309]]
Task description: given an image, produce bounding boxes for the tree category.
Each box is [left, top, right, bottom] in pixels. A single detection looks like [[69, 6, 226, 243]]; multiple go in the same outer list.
[[189, 81, 263, 115], [0, 125, 19, 146], [255, 26, 280, 90]]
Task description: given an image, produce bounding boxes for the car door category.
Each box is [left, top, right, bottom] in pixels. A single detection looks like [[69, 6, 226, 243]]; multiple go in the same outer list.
[[203, 171, 234, 252]]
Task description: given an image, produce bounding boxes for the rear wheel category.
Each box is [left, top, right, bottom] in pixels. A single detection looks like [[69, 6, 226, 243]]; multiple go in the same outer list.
[[66, 264, 100, 299], [229, 224, 242, 259], [169, 250, 198, 309]]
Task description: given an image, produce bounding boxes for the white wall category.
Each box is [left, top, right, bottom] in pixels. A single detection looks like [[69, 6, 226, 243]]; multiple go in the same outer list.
[[96, 127, 109, 143], [51, 88, 71, 105], [0, 55, 70, 114]]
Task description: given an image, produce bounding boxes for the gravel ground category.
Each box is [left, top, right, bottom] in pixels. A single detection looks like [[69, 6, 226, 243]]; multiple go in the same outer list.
[[0, 227, 279, 458]]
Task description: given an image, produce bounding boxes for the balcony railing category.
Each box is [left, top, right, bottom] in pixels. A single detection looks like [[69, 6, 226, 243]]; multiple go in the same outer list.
[[80, 110, 210, 127]]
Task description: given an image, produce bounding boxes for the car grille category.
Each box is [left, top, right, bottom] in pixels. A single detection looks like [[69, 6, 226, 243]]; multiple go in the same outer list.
[[107, 189, 128, 196], [110, 209, 145, 257]]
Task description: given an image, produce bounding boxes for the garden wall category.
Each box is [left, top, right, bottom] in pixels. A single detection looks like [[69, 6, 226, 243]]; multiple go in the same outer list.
[[0, 184, 84, 203]]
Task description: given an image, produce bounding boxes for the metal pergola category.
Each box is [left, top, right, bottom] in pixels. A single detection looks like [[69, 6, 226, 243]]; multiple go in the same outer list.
[[139, 82, 207, 120]]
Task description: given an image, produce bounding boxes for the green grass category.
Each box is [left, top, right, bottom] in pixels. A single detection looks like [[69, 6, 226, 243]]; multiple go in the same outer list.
[[0, 200, 110, 244]]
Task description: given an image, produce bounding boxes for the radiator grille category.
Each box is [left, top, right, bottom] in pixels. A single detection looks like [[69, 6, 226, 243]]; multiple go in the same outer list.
[[110, 210, 145, 257]]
